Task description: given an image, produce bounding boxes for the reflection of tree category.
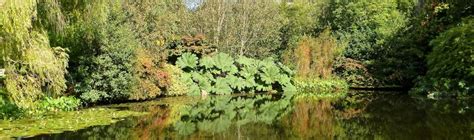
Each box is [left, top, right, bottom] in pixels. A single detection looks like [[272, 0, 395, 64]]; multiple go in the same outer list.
[[335, 93, 474, 139], [282, 99, 341, 139], [32, 93, 474, 139], [174, 94, 293, 137]]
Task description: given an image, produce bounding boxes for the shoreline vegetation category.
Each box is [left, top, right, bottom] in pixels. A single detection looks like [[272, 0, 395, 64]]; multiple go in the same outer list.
[[0, 0, 472, 137]]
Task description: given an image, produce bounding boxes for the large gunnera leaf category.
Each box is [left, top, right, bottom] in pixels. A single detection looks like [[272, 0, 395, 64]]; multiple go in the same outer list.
[[176, 53, 198, 69], [212, 77, 233, 95], [199, 56, 215, 69], [214, 53, 238, 74], [260, 64, 281, 84]]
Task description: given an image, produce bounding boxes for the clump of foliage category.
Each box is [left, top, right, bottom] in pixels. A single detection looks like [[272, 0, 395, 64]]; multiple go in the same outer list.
[[284, 29, 342, 79], [163, 64, 189, 96], [370, 1, 473, 88], [60, 1, 180, 103], [323, 0, 413, 87], [293, 78, 349, 99], [176, 53, 295, 95], [0, 0, 69, 109], [278, 0, 329, 58], [167, 34, 217, 64], [130, 48, 171, 100], [74, 19, 138, 103], [34, 96, 81, 114], [411, 17, 474, 98]]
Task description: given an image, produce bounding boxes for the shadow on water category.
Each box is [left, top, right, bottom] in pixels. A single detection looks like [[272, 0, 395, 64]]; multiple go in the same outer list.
[[23, 91, 473, 140]]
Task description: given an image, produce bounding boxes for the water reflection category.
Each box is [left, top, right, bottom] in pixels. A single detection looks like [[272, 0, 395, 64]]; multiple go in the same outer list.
[[26, 92, 473, 140]]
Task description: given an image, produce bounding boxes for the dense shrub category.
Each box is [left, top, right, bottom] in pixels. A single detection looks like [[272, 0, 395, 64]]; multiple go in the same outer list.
[[284, 29, 342, 79], [130, 48, 170, 100], [166, 34, 217, 64], [75, 18, 138, 103], [324, 0, 413, 87], [411, 17, 474, 98], [370, 1, 473, 87], [163, 64, 189, 96], [176, 53, 295, 95]]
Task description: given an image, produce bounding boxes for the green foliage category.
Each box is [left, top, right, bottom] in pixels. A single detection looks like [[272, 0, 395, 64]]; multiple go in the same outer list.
[[164, 64, 189, 96], [0, 88, 24, 120], [167, 34, 217, 63], [326, 0, 410, 61], [411, 17, 474, 98], [176, 53, 295, 95], [370, 0, 473, 88], [75, 22, 137, 103], [176, 53, 199, 69], [293, 78, 349, 99], [58, 1, 141, 103], [324, 0, 413, 87], [1, 0, 69, 109], [278, 0, 329, 58], [35, 96, 81, 113], [0, 108, 148, 138]]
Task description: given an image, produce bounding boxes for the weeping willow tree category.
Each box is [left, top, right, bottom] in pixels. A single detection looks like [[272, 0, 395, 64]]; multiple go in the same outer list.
[[0, 0, 69, 109]]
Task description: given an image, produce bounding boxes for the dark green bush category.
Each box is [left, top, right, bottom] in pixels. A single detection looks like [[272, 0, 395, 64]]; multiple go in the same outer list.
[[412, 17, 474, 98], [0, 88, 23, 120]]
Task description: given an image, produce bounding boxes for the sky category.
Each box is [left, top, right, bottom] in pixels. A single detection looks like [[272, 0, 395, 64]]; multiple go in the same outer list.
[[183, 0, 203, 10]]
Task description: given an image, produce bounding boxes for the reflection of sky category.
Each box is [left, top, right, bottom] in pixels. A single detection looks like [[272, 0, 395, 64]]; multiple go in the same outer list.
[[184, 0, 203, 10]]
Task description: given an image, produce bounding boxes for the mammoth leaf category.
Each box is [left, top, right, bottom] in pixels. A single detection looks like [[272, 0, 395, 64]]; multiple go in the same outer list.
[[203, 72, 216, 83], [180, 73, 201, 96], [176, 53, 198, 69], [255, 83, 272, 91], [236, 56, 256, 67], [212, 77, 233, 95], [199, 56, 215, 69], [240, 65, 259, 79], [198, 80, 212, 94], [213, 53, 238, 74], [260, 64, 281, 84], [225, 75, 246, 91], [188, 83, 201, 96], [243, 77, 257, 89], [278, 75, 292, 86], [175, 121, 196, 135]]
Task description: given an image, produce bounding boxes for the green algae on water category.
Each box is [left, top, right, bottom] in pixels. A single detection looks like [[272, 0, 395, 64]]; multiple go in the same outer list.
[[0, 108, 148, 138]]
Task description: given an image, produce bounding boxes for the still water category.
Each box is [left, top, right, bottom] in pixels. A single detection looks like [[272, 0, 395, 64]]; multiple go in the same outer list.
[[23, 92, 474, 139]]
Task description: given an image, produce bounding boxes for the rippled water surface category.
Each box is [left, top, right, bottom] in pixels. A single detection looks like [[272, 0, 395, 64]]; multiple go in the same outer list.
[[20, 92, 474, 139]]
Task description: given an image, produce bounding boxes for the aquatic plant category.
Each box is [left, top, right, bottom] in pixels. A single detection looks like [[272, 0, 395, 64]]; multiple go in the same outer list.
[[0, 108, 148, 138]]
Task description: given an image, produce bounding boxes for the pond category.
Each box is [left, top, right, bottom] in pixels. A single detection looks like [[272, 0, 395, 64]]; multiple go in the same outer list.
[[6, 91, 474, 139]]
